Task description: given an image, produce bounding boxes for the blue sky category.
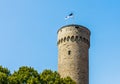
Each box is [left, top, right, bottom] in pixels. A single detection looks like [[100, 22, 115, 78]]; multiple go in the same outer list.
[[0, 0, 120, 84]]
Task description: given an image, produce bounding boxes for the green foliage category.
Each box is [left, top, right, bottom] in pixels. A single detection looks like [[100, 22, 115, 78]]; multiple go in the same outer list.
[[27, 77, 40, 84], [0, 66, 10, 84], [63, 77, 76, 84], [0, 72, 8, 84], [0, 66, 76, 84], [8, 66, 39, 84], [40, 69, 61, 84], [40, 70, 76, 84], [8, 76, 20, 84], [0, 65, 10, 76]]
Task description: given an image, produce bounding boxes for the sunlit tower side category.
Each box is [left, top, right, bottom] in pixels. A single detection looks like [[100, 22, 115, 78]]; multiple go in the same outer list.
[[57, 24, 90, 84]]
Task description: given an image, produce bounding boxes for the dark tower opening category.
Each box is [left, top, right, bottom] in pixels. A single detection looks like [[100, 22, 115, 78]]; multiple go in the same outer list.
[[68, 50, 71, 55]]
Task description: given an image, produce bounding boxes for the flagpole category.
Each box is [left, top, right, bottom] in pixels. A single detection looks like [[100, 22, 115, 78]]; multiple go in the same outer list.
[[64, 13, 74, 25], [72, 14, 75, 24], [65, 19, 68, 25]]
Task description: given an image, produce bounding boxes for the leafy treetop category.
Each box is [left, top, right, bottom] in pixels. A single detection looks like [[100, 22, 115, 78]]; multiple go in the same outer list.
[[0, 66, 76, 84]]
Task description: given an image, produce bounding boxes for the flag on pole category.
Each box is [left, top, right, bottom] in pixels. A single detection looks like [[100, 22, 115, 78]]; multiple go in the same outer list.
[[65, 13, 74, 20]]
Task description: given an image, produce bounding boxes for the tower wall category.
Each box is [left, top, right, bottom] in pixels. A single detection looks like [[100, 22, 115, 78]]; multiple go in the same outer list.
[[57, 24, 90, 84]]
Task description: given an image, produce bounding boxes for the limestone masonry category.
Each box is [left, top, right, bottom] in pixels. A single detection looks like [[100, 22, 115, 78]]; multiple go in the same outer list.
[[57, 24, 90, 84]]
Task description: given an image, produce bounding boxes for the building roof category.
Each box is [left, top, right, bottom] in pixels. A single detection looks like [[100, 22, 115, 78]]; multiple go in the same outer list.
[[57, 24, 90, 34]]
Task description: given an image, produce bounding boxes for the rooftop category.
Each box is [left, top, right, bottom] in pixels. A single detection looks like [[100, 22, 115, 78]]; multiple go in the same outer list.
[[57, 24, 90, 34]]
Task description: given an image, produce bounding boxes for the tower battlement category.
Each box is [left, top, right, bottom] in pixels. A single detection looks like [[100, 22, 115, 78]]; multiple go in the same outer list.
[[57, 24, 90, 84]]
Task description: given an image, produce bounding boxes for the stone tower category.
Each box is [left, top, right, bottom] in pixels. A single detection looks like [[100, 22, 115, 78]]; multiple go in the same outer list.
[[57, 24, 90, 84]]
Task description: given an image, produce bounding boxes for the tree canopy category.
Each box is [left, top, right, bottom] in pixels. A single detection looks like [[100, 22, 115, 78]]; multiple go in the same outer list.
[[0, 66, 76, 84]]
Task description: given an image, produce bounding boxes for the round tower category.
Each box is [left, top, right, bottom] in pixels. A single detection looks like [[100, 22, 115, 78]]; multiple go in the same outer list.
[[57, 24, 90, 84]]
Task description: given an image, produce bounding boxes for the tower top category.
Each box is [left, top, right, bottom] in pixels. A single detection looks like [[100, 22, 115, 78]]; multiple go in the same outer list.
[[57, 24, 91, 35]]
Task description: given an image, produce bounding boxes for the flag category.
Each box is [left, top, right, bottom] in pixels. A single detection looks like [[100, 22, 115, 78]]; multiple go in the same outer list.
[[65, 13, 74, 20]]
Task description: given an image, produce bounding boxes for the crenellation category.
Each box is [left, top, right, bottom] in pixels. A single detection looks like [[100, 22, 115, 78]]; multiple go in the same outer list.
[[57, 35, 90, 47]]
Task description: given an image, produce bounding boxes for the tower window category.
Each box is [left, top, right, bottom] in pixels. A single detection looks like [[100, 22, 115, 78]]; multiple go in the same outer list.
[[64, 37, 66, 42], [61, 38, 63, 43], [71, 36, 74, 42], [75, 36, 78, 41], [68, 50, 71, 55], [67, 36, 70, 41]]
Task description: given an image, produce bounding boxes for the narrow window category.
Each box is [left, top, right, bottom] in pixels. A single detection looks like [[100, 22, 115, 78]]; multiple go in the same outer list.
[[80, 36, 82, 41], [68, 50, 71, 55], [64, 37, 66, 42], [67, 36, 70, 41], [58, 40, 60, 44], [83, 38, 85, 43], [61, 38, 63, 43], [86, 39, 89, 44], [71, 36, 74, 42], [75, 36, 78, 41]]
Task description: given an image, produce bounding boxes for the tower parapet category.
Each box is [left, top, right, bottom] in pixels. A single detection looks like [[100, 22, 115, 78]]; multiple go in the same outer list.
[[57, 24, 90, 84]]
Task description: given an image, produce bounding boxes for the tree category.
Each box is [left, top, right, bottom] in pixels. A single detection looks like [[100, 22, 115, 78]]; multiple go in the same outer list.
[[40, 69, 76, 84], [27, 77, 40, 84], [0, 66, 76, 84], [63, 77, 76, 84], [8, 66, 40, 84], [0, 65, 10, 76], [40, 69, 61, 84], [0, 72, 8, 84], [8, 76, 20, 84], [0, 66, 10, 84]]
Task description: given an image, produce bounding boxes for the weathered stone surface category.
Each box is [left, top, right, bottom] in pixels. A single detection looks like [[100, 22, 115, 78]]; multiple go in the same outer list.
[[57, 24, 90, 84]]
